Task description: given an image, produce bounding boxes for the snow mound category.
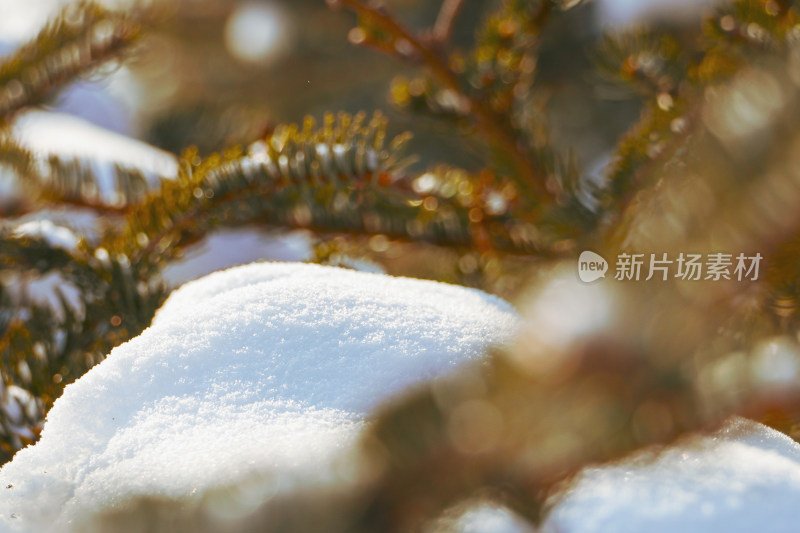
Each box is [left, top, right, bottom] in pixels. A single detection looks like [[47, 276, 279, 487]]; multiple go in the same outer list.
[[0, 262, 519, 532], [543, 417, 800, 533]]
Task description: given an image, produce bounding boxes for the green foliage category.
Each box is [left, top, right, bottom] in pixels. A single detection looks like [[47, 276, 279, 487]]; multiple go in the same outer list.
[[0, 231, 166, 464]]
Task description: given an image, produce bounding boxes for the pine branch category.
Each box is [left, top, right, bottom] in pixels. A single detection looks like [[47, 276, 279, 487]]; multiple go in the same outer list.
[[0, 1, 145, 124], [108, 113, 556, 282], [37, 157, 156, 209], [0, 229, 167, 459], [0, 135, 32, 177], [599, 1, 800, 222], [0, 151, 169, 216], [329, 0, 553, 202]]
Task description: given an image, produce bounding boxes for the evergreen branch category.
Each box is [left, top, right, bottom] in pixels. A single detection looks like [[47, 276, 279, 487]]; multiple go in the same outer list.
[[37, 157, 156, 209], [597, 0, 800, 222], [605, 53, 800, 346], [601, 99, 701, 220], [0, 230, 167, 459], [1, 153, 166, 216], [0, 132, 173, 215], [0, 137, 35, 215], [594, 30, 687, 98], [329, 0, 553, 202], [343, 284, 800, 533], [114, 112, 404, 267], [110, 113, 553, 280], [0, 232, 77, 274], [0, 1, 144, 124], [0, 136, 33, 178]]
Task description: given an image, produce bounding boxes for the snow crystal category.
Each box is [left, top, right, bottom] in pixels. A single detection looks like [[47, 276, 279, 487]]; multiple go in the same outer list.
[[0, 262, 519, 532], [543, 417, 800, 533]]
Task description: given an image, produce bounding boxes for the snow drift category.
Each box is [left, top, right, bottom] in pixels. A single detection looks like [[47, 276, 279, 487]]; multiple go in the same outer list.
[[543, 417, 800, 533], [2, 261, 800, 533], [0, 262, 519, 532]]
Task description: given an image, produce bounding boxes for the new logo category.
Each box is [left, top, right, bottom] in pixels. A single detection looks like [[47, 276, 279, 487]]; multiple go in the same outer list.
[[578, 251, 608, 283]]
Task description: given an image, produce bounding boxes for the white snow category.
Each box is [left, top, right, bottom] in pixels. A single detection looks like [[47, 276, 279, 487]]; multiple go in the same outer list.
[[53, 75, 140, 136], [543, 417, 800, 533], [12, 220, 79, 251], [597, 0, 723, 27], [162, 229, 313, 286], [0, 0, 144, 45], [4, 220, 83, 320], [0, 262, 519, 532], [11, 208, 101, 242], [0, 163, 24, 213], [4, 217, 89, 320], [4, 261, 800, 533], [447, 504, 536, 533]]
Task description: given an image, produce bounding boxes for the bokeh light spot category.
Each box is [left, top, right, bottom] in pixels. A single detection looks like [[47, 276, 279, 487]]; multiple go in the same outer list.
[[224, 2, 291, 65]]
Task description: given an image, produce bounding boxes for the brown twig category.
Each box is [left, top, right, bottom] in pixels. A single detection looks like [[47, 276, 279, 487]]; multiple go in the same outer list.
[[38, 192, 133, 215], [331, 0, 552, 202], [432, 0, 466, 45]]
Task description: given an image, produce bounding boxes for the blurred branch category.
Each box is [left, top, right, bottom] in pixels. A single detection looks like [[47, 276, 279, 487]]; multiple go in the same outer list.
[[0, 2, 145, 125], [431, 0, 466, 45], [329, 0, 553, 202]]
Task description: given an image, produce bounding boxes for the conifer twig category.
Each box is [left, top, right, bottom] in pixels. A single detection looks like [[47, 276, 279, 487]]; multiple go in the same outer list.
[[0, 2, 144, 124], [329, 0, 553, 202], [126, 172, 545, 272]]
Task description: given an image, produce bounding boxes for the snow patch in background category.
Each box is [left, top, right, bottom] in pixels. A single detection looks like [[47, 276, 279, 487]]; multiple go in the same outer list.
[[162, 229, 313, 287], [10, 208, 101, 242], [597, 0, 722, 26], [0, 262, 520, 532], [543, 417, 800, 533], [0, 0, 144, 44], [13, 111, 178, 181], [13, 220, 79, 251], [53, 72, 142, 136], [447, 504, 536, 533]]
